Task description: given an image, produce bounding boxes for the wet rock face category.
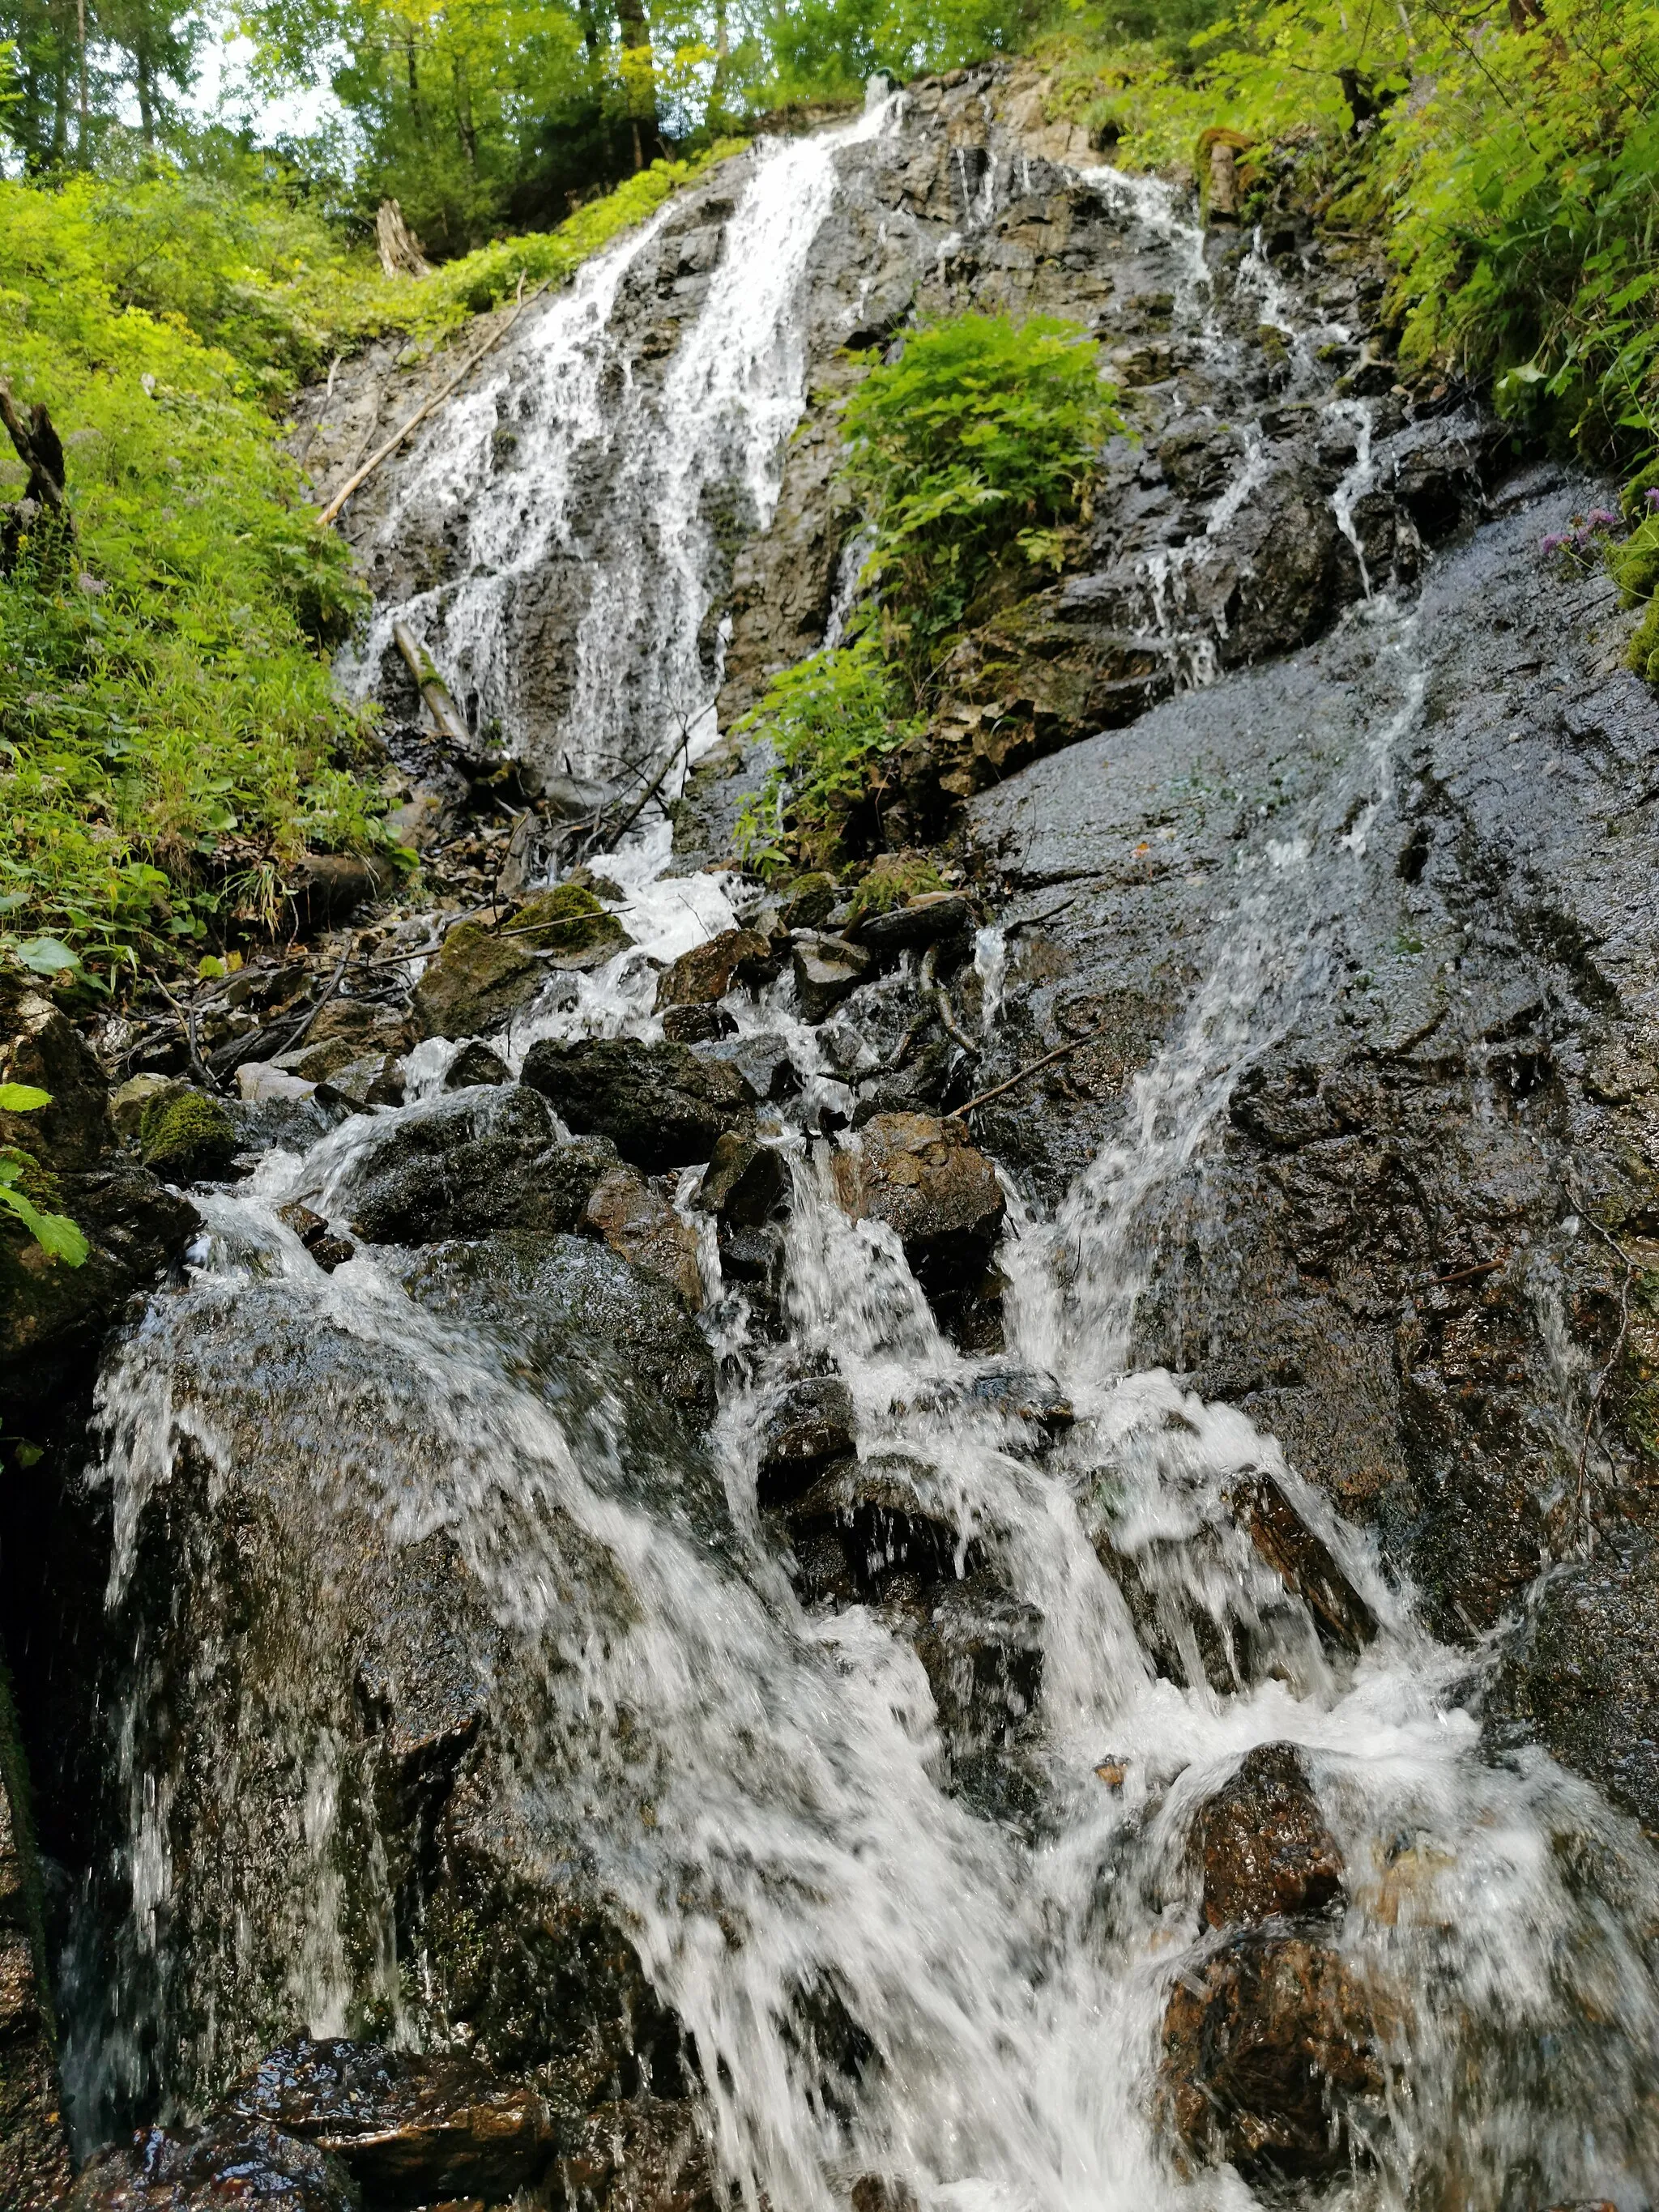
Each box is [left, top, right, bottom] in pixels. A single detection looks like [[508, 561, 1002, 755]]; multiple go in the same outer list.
[[522, 1038, 755, 1170], [654, 927, 772, 1010], [1493, 1530, 1659, 1839], [413, 918, 545, 1040], [757, 1378, 857, 1505], [0, 1717, 72, 2210], [1194, 1744, 1344, 1928], [553, 2093, 719, 2212], [1162, 1932, 1382, 2178], [967, 482, 1659, 1647], [582, 1164, 705, 1311]]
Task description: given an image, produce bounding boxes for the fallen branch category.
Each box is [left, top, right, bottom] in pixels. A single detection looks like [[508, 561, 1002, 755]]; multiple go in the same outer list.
[[316, 276, 539, 529], [394, 622, 471, 748], [947, 1017, 1115, 1121], [0, 381, 70, 521]]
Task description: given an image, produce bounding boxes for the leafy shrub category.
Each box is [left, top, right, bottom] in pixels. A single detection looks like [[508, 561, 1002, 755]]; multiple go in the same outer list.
[[838, 311, 1121, 693], [0, 1086, 88, 1264], [735, 637, 918, 874]]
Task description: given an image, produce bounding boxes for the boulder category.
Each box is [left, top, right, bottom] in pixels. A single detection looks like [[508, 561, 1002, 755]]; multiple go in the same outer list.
[[1194, 1744, 1344, 1929], [776, 872, 838, 933], [792, 934, 872, 1022], [849, 892, 974, 956], [286, 851, 386, 931], [582, 1166, 704, 1311], [695, 1132, 787, 1229], [235, 1062, 317, 1106], [274, 1034, 373, 1085], [443, 1039, 512, 1089], [402, 1231, 718, 1437], [511, 884, 632, 972], [305, 999, 415, 1055], [413, 921, 542, 1041], [276, 1201, 355, 1274], [661, 1004, 736, 1046], [552, 2094, 719, 2212], [138, 1086, 240, 1182], [693, 1033, 799, 1105], [0, 972, 111, 1167], [1161, 1932, 1382, 2178], [1224, 1472, 1377, 1655], [778, 1455, 978, 1607], [757, 1377, 858, 1506], [830, 1113, 1005, 1298], [314, 1053, 405, 1110], [109, 1070, 175, 1140], [228, 2035, 556, 2202], [653, 927, 772, 1011], [521, 1038, 754, 1171], [69, 2120, 360, 2210], [331, 1086, 618, 1245]]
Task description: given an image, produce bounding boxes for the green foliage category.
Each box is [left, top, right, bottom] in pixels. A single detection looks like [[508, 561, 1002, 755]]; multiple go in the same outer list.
[[0, 172, 392, 985], [844, 849, 946, 925], [138, 1084, 237, 1174], [735, 637, 918, 872], [838, 311, 1120, 692], [0, 1091, 88, 1264]]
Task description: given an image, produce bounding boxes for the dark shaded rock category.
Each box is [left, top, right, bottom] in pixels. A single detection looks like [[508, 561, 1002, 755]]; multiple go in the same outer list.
[[792, 935, 872, 1021], [287, 852, 386, 931], [521, 1038, 754, 1170], [413, 921, 542, 1041], [1226, 1472, 1377, 1655], [403, 1230, 717, 1434], [778, 1455, 979, 1608], [757, 1378, 856, 1506], [0, 972, 110, 1167], [660, 1003, 736, 1045], [314, 1052, 405, 1111], [333, 1086, 618, 1244], [911, 1575, 1044, 1805], [694, 1132, 787, 1228], [692, 1033, 799, 1105], [1194, 1744, 1344, 1929], [830, 1113, 1005, 1301], [582, 1166, 704, 1311], [716, 1223, 783, 1289], [1161, 1932, 1383, 2178], [139, 1086, 238, 1181], [962, 1365, 1073, 1440], [849, 893, 974, 956], [653, 927, 772, 1010], [228, 2035, 556, 2201], [512, 884, 632, 971], [444, 1040, 512, 1089], [1494, 1531, 1659, 1839], [777, 872, 837, 932], [69, 2120, 360, 2210], [552, 2094, 718, 2212]]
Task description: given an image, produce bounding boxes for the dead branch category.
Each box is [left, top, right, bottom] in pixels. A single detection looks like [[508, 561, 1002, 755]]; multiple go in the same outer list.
[[393, 622, 472, 749], [947, 1016, 1116, 1122]]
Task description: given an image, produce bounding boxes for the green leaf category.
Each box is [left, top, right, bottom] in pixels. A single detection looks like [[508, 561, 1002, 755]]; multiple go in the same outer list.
[[13, 938, 79, 975], [0, 1085, 51, 1112], [0, 1183, 89, 1266]]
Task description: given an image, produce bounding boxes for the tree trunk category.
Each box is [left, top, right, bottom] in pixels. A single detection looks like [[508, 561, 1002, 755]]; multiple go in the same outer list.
[[375, 199, 433, 279], [615, 0, 661, 170]]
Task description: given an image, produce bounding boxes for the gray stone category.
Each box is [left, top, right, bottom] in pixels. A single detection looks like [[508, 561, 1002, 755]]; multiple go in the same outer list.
[[792, 934, 872, 1021], [521, 1037, 754, 1170], [757, 1378, 856, 1505], [332, 1085, 617, 1243]]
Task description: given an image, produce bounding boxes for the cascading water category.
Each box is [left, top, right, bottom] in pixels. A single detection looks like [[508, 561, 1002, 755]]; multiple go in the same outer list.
[[63, 77, 1659, 2212]]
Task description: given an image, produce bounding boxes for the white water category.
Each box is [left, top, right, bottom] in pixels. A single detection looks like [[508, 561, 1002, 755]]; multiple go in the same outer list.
[[70, 87, 1659, 2212]]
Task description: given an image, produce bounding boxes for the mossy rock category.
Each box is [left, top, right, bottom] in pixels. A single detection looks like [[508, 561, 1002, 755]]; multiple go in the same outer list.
[[778, 871, 837, 931], [845, 850, 948, 929], [139, 1086, 238, 1180], [510, 884, 632, 971], [413, 921, 542, 1042]]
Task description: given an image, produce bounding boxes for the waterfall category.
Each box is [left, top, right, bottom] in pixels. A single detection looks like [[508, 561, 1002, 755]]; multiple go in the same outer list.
[[62, 82, 1659, 2212]]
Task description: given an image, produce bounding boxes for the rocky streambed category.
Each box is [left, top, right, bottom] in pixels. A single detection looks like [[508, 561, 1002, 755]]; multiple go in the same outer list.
[[4, 57, 1659, 2212]]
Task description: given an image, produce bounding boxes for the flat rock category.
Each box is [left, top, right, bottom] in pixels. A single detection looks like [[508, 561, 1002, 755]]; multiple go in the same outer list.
[[653, 927, 772, 1010], [69, 2120, 360, 2210], [521, 1038, 754, 1171], [228, 2035, 556, 2201], [1194, 1743, 1344, 1929], [849, 892, 974, 954], [1161, 1931, 1382, 2179]]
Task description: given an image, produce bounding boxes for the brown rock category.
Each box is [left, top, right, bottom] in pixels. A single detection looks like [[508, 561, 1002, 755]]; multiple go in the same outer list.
[[286, 851, 386, 930], [660, 1004, 736, 1045], [414, 922, 542, 1041], [1226, 1471, 1377, 1654], [69, 2120, 356, 2210], [0, 970, 111, 1168], [1162, 1932, 1382, 2179], [653, 927, 772, 1011], [1194, 1744, 1343, 1929], [0, 1710, 72, 2212], [227, 2035, 555, 2204], [582, 1166, 704, 1311], [830, 1112, 1005, 1296], [552, 2095, 717, 2212]]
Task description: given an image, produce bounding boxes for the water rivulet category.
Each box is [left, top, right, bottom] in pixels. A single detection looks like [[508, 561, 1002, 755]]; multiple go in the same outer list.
[[23, 61, 1659, 2212]]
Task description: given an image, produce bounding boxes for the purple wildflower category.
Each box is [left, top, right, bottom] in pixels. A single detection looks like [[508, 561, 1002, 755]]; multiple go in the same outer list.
[[1540, 531, 1568, 555], [1586, 506, 1620, 529], [1646, 487, 1659, 509]]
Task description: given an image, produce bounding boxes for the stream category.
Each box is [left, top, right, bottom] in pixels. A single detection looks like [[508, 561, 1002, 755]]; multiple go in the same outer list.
[[53, 70, 1659, 2212]]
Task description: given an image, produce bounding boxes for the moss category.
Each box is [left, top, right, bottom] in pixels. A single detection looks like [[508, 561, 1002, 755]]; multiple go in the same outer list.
[[139, 1087, 238, 1179], [1627, 590, 1659, 685], [845, 850, 949, 927], [510, 884, 631, 967]]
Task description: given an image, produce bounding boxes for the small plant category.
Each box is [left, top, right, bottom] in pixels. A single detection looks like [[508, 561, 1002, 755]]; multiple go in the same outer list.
[[838, 312, 1122, 697], [0, 1087, 88, 1265], [734, 637, 919, 873]]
